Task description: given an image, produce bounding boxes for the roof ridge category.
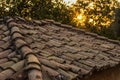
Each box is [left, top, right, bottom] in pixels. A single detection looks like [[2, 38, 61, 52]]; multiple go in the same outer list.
[[0, 17, 119, 46], [4, 17, 43, 80]]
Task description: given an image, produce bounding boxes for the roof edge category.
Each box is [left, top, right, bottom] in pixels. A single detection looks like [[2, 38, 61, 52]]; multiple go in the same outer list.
[[44, 19, 120, 45]]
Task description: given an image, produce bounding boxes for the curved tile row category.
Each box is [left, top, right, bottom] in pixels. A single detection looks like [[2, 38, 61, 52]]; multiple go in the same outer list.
[[0, 16, 120, 80], [0, 17, 43, 80]]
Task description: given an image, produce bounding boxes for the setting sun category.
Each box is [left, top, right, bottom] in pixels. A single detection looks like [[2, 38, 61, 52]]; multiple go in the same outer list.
[[77, 14, 83, 20], [73, 12, 87, 27]]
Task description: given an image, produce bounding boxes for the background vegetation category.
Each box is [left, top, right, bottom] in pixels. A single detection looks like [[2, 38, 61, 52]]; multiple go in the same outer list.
[[0, 0, 120, 40]]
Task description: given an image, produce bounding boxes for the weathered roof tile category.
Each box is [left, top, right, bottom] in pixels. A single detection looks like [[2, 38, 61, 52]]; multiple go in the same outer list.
[[20, 46, 33, 58], [25, 63, 41, 71], [2, 36, 10, 42], [27, 54, 40, 65], [0, 58, 8, 64], [0, 69, 15, 80], [15, 39, 27, 49], [39, 58, 58, 70], [7, 68, 27, 80], [42, 65, 60, 79], [0, 49, 12, 58], [0, 61, 15, 70], [9, 60, 24, 72], [0, 41, 10, 50], [0, 16, 120, 80], [28, 69, 43, 80], [8, 52, 16, 58]]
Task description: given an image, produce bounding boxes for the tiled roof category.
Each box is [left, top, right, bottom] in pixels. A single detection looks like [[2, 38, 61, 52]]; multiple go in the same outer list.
[[0, 16, 120, 80]]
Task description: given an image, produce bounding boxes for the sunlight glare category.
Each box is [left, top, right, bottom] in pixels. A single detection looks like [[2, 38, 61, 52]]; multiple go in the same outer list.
[[88, 2, 94, 9], [5, 7, 10, 11], [89, 18, 93, 23], [63, 0, 77, 6], [118, 0, 120, 2], [77, 14, 83, 20], [73, 12, 87, 27]]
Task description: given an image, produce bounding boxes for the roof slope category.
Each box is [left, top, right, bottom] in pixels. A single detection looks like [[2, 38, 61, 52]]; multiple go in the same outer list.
[[0, 16, 120, 80]]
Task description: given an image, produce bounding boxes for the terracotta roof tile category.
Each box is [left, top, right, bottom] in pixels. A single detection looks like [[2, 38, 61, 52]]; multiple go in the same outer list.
[[2, 36, 10, 42], [12, 33, 24, 41], [0, 16, 120, 80], [7, 68, 27, 80], [28, 69, 43, 80], [0, 69, 15, 80], [0, 40, 5, 46], [8, 22, 19, 29], [0, 58, 8, 64], [20, 46, 33, 58], [42, 65, 61, 79], [11, 26, 20, 33], [0, 49, 12, 58], [50, 60, 70, 71], [57, 68, 75, 80], [48, 56, 65, 63], [15, 39, 27, 49], [8, 60, 24, 72], [39, 58, 58, 70], [0, 41, 10, 49], [0, 61, 15, 70], [1, 25, 8, 31], [9, 57, 19, 63], [27, 54, 40, 65], [0, 34, 6, 40], [7, 52, 16, 58], [25, 63, 41, 71]]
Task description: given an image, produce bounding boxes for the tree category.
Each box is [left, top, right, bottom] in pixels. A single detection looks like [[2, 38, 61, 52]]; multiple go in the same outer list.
[[0, 0, 71, 24], [0, 0, 120, 39], [71, 0, 119, 38], [110, 8, 120, 38]]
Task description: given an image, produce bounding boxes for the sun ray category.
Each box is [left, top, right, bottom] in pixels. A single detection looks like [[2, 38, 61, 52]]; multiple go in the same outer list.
[[73, 12, 87, 27]]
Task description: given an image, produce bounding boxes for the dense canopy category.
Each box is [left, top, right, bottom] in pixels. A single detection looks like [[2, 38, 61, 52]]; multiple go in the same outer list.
[[0, 0, 120, 39]]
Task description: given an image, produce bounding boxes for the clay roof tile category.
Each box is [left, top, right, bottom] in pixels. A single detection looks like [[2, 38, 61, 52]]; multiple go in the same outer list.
[[11, 26, 20, 34], [25, 63, 41, 71], [0, 58, 9, 64], [12, 32, 24, 40], [41, 65, 60, 79], [20, 46, 33, 58], [28, 69, 43, 80], [8, 60, 24, 72], [15, 39, 27, 49], [2, 36, 10, 42], [26, 54, 40, 65], [7, 68, 27, 80], [0, 49, 12, 58], [0, 61, 15, 70], [0, 17, 120, 80], [0, 41, 10, 50], [0, 69, 15, 80]]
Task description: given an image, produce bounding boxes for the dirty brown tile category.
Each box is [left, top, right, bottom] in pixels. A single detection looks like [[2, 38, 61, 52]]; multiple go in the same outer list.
[[0, 16, 120, 80]]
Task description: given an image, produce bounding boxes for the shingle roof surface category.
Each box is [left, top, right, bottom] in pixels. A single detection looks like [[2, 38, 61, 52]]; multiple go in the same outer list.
[[0, 16, 120, 80]]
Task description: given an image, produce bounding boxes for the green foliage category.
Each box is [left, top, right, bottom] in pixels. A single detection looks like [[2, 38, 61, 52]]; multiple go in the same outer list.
[[0, 0, 71, 24], [0, 0, 120, 40], [72, 0, 119, 39]]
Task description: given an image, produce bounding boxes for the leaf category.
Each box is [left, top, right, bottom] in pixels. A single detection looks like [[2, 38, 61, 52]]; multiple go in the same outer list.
[[6, 0, 10, 4]]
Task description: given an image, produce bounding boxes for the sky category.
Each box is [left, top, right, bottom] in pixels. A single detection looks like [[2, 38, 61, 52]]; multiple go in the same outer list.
[[63, 0, 77, 6]]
